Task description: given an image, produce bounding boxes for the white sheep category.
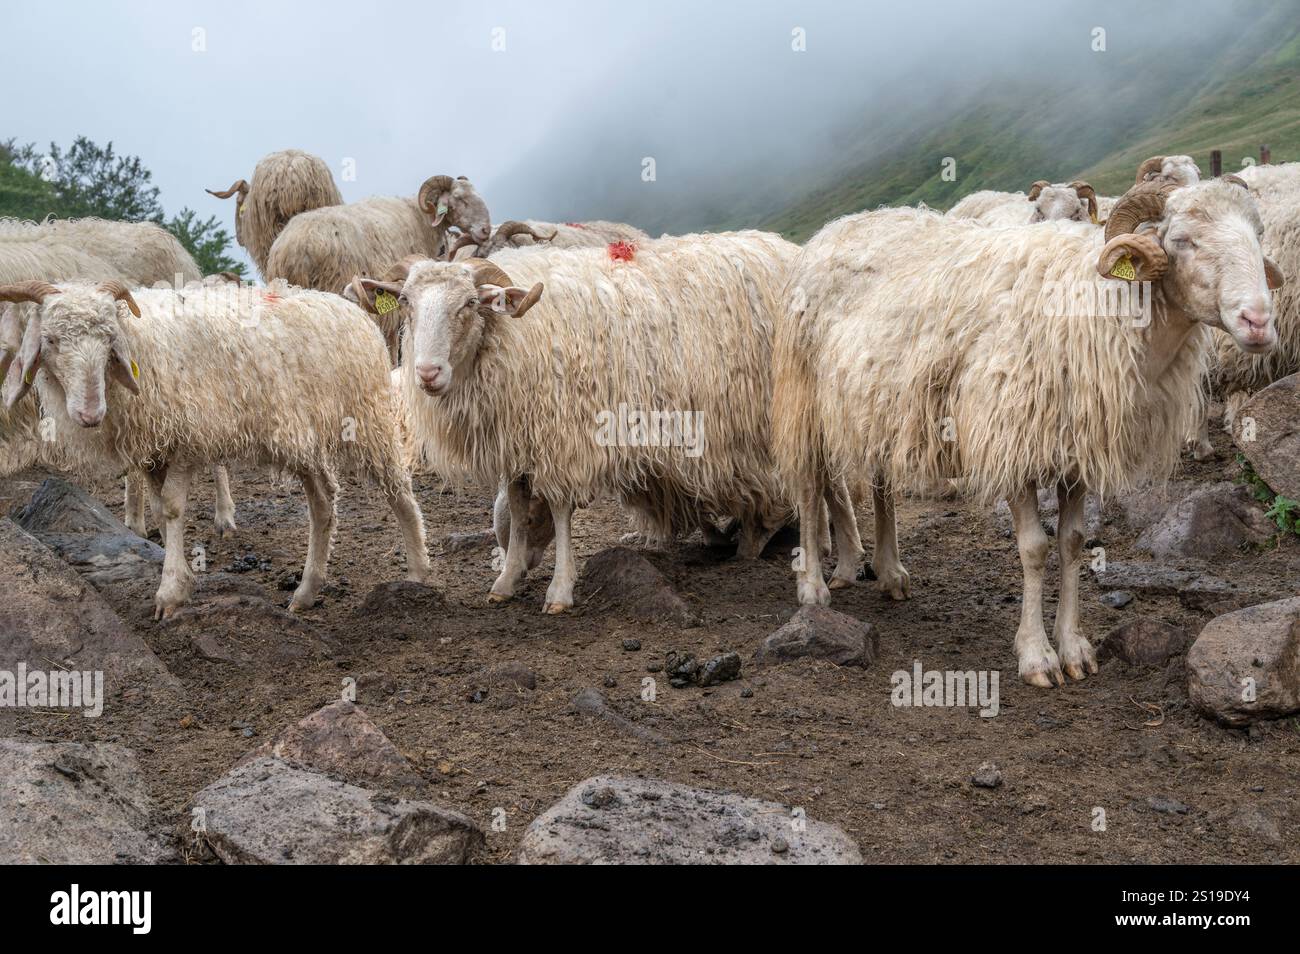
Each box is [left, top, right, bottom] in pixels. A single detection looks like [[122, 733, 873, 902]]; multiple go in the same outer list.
[[947, 180, 1110, 227], [352, 233, 798, 613], [207, 149, 343, 279], [773, 178, 1282, 687], [0, 278, 431, 619], [448, 219, 649, 260], [1134, 154, 1201, 187], [265, 176, 491, 294]]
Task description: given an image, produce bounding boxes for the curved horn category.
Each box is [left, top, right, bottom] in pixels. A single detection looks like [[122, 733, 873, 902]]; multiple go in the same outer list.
[[1221, 173, 1249, 190], [1135, 156, 1166, 184], [513, 282, 544, 318], [1068, 180, 1099, 221], [0, 280, 60, 306], [494, 221, 555, 244], [417, 175, 456, 215], [380, 255, 424, 282], [1026, 180, 1051, 202], [1104, 180, 1176, 242], [464, 258, 514, 290], [97, 280, 142, 318], [1097, 232, 1169, 283], [446, 233, 480, 261], [206, 179, 249, 201]]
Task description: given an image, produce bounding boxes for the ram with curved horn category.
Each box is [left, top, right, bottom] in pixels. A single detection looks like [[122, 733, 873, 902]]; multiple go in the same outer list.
[[265, 174, 490, 295], [1135, 154, 1201, 188], [949, 178, 1112, 226], [206, 150, 343, 279], [449, 219, 650, 259], [774, 176, 1281, 688]]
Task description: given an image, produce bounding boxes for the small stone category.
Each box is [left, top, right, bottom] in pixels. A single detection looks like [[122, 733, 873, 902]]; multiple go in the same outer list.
[[603, 675, 617, 688], [1100, 590, 1133, 609], [771, 836, 789, 854], [622, 638, 642, 651], [972, 763, 1003, 789], [1147, 796, 1189, 815], [740, 687, 754, 698]]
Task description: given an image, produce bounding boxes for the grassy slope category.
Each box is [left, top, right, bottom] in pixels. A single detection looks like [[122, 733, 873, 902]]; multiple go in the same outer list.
[[759, 8, 1300, 242]]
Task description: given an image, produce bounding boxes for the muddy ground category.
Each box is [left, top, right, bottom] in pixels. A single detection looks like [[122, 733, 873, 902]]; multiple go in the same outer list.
[[5, 419, 1299, 864]]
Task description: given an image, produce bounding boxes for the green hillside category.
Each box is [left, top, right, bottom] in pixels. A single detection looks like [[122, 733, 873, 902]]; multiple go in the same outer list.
[[758, 5, 1300, 242]]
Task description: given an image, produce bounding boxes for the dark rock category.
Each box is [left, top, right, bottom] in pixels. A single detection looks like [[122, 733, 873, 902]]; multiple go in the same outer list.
[[1093, 561, 1267, 611], [1147, 796, 1190, 815], [1114, 480, 1201, 531], [442, 529, 496, 553], [239, 701, 424, 789], [1187, 597, 1300, 727], [1136, 482, 1275, 559], [12, 477, 162, 586], [578, 547, 699, 627], [1100, 590, 1133, 609], [754, 605, 878, 668], [972, 763, 1003, 789], [193, 757, 481, 864], [622, 638, 642, 652], [517, 774, 862, 864], [697, 652, 742, 687], [0, 517, 175, 694], [1101, 618, 1191, 666], [0, 740, 168, 864], [1236, 373, 1300, 500]]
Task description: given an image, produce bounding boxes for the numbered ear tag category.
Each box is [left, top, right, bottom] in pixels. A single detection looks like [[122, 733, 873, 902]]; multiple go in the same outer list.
[[1110, 254, 1137, 281], [436, 203, 448, 218], [130, 359, 140, 380], [375, 291, 399, 315]]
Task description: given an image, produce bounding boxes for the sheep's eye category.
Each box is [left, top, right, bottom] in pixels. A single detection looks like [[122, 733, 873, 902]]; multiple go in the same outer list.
[[1170, 236, 1195, 251], [465, 298, 478, 310], [398, 294, 408, 306]]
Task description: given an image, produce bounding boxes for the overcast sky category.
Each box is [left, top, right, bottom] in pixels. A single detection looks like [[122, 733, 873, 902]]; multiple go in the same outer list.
[[6, 0, 1239, 259]]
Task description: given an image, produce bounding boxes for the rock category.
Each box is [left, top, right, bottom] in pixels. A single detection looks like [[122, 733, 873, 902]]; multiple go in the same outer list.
[[570, 687, 671, 746], [442, 529, 496, 553], [697, 652, 742, 687], [1099, 590, 1133, 609], [1147, 796, 1190, 815], [0, 740, 168, 863], [1237, 373, 1300, 501], [0, 517, 175, 694], [1225, 803, 1285, 845], [622, 638, 642, 652], [578, 547, 699, 627], [1101, 618, 1191, 666], [193, 757, 482, 864], [240, 701, 424, 789], [1114, 480, 1201, 531], [12, 477, 163, 586], [662, 650, 741, 688], [754, 605, 879, 668], [972, 762, 1003, 789], [1136, 483, 1275, 559], [167, 591, 326, 665], [352, 581, 448, 639], [1092, 561, 1266, 610], [517, 775, 862, 864], [1187, 597, 1300, 727], [477, 662, 538, 691]]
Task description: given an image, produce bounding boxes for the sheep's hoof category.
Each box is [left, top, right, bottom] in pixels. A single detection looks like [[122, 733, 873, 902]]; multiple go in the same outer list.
[[218, 524, 237, 540], [1191, 441, 1215, 461], [487, 592, 512, 604], [875, 565, 912, 601], [1058, 636, 1098, 681], [827, 575, 855, 590], [796, 579, 831, 606], [1018, 643, 1064, 688], [543, 601, 571, 615]]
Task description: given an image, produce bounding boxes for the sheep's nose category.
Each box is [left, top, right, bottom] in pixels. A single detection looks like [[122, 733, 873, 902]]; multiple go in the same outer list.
[[474, 225, 491, 242], [1238, 306, 1271, 331], [75, 408, 103, 428], [415, 362, 446, 392]]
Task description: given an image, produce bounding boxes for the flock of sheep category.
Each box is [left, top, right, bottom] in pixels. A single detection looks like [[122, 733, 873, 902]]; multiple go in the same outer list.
[[0, 148, 1295, 689]]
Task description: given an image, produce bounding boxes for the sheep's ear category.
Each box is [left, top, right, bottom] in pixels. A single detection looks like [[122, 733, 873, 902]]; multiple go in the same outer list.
[[476, 282, 544, 318], [4, 315, 44, 409], [1264, 257, 1285, 291], [108, 338, 141, 395], [348, 278, 405, 316], [1097, 233, 1169, 282], [431, 196, 450, 227]]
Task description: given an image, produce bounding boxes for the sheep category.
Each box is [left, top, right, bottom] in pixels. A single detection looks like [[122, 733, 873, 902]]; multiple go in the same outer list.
[[1135, 154, 1201, 187], [265, 176, 491, 295], [772, 177, 1283, 687], [448, 219, 650, 260], [1209, 184, 1300, 432], [351, 232, 798, 613], [0, 278, 431, 619], [207, 149, 343, 279], [1237, 161, 1300, 202], [947, 180, 1110, 227], [35, 218, 201, 287]]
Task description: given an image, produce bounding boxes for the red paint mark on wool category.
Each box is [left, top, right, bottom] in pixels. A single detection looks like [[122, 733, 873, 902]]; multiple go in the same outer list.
[[564, 222, 587, 229], [607, 241, 637, 262], [261, 292, 282, 304]]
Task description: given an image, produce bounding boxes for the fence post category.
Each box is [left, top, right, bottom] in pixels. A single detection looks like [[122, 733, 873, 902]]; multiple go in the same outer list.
[[1260, 143, 1271, 165], [1210, 150, 1222, 177]]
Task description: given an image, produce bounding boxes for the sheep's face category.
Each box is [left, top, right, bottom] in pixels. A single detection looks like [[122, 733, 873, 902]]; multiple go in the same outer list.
[[1030, 185, 1091, 224], [25, 288, 138, 428], [1148, 156, 1201, 188], [1156, 182, 1281, 352], [442, 178, 492, 244], [399, 261, 544, 396]]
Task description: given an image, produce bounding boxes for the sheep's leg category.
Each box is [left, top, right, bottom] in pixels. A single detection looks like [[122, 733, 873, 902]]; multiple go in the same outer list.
[[1009, 483, 1061, 687], [213, 464, 237, 538], [492, 481, 510, 550], [826, 477, 864, 589], [383, 473, 432, 585], [794, 478, 831, 606], [289, 470, 337, 612], [124, 472, 148, 537], [151, 465, 194, 621], [818, 496, 833, 558], [1054, 481, 1097, 681], [494, 480, 554, 568], [543, 499, 576, 615], [1223, 390, 1249, 435], [1190, 408, 1214, 460], [489, 478, 531, 603], [871, 477, 910, 600], [736, 513, 780, 559]]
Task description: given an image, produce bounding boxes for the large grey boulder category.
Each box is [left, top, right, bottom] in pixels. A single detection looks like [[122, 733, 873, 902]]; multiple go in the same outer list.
[[1187, 597, 1300, 727], [1135, 482, 1274, 559], [13, 477, 162, 586], [0, 740, 168, 864], [755, 605, 879, 668], [517, 774, 862, 864], [0, 517, 175, 695], [1236, 373, 1300, 501], [193, 757, 482, 865]]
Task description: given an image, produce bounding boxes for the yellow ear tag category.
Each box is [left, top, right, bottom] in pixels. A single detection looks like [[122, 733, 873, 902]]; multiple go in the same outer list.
[[374, 291, 399, 315], [1110, 254, 1137, 281], [130, 359, 140, 380], [436, 203, 448, 218]]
